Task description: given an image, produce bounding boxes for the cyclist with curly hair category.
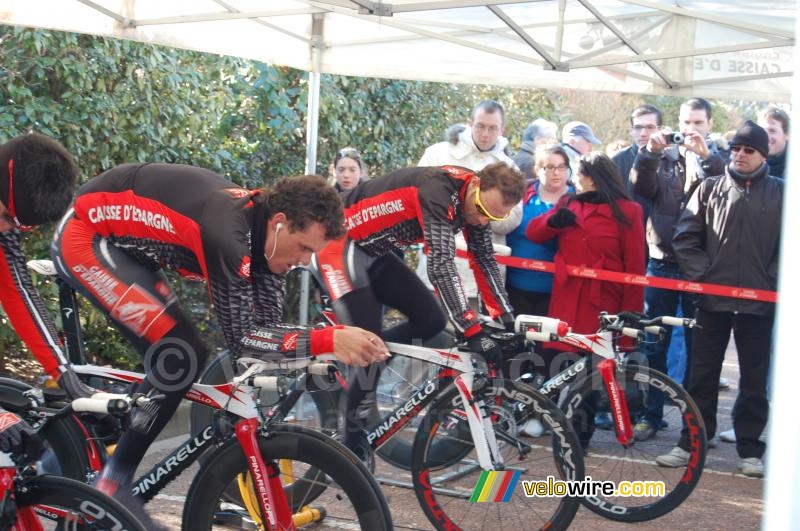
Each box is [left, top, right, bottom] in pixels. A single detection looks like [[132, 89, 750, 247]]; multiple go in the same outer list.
[[51, 164, 389, 499]]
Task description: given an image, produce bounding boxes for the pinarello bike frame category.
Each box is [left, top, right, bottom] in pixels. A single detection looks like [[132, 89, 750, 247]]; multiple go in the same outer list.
[[70, 364, 299, 531], [546, 329, 635, 447]]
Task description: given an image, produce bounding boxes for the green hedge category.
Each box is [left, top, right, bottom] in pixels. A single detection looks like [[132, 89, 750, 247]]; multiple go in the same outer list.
[[0, 25, 557, 370]]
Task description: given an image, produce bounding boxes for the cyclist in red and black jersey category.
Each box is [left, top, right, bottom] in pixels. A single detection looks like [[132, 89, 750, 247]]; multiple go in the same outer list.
[[0, 133, 94, 400], [312, 163, 525, 451], [51, 164, 389, 497]]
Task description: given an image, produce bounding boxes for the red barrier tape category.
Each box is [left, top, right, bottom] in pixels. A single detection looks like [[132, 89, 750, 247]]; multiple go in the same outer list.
[[455, 250, 778, 303]]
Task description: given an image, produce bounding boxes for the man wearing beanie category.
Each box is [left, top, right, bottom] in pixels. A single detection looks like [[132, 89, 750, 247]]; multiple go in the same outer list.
[[656, 121, 782, 479], [0, 132, 93, 400]]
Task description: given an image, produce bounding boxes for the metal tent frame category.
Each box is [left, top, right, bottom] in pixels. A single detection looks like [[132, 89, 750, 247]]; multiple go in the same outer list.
[[1, 4, 798, 525]]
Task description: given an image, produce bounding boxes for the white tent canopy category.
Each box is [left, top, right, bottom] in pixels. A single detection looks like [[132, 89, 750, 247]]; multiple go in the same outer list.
[[1, 2, 800, 528], [0, 0, 795, 102]]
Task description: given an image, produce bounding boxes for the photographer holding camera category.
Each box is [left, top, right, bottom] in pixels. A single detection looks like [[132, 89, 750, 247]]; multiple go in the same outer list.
[[627, 97, 727, 443]]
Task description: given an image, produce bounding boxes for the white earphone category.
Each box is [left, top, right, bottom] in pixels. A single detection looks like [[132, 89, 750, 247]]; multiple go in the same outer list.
[[265, 222, 283, 261]]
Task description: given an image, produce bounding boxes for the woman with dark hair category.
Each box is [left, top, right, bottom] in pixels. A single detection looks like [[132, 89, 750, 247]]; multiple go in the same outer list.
[[526, 152, 645, 447], [507, 144, 573, 317], [527, 151, 645, 333], [332, 147, 367, 192]]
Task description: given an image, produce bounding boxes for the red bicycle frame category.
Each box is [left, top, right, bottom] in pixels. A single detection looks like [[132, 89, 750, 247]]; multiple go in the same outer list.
[[0, 464, 44, 531], [234, 418, 295, 531]]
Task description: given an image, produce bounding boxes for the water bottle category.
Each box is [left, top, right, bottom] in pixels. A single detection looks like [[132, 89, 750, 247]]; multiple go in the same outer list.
[[514, 315, 569, 342]]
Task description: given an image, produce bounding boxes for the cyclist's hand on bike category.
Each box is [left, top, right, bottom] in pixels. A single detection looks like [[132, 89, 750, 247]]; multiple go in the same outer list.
[[500, 313, 516, 333], [332, 326, 390, 367], [0, 409, 42, 459], [465, 331, 504, 367], [617, 310, 646, 321], [57, 366, 97, 400]]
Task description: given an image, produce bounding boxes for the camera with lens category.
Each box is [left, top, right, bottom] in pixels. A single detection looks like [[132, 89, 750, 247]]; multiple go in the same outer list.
[[664, 132, 684, 144]]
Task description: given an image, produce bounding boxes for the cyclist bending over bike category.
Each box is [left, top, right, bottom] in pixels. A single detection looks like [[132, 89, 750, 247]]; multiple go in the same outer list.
[[0, 133, 95, 400], [311, 163, 525, 452], [50, 165, 389, 499]]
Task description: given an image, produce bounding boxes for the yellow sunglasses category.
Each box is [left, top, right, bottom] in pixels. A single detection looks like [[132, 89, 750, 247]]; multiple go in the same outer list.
[[473, 183, 510, 222]]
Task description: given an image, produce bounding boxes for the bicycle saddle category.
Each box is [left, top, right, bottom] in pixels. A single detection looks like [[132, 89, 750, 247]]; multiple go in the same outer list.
[[0, 387, 33, 413], [26, 260, 58, 276]]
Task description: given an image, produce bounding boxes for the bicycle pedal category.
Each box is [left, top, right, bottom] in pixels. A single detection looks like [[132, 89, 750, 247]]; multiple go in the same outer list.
[[213, 509, 258, 530], [293, 505, 326, 527]]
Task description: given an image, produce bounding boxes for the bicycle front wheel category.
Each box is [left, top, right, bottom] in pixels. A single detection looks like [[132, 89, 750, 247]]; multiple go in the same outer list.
[[564, 363, 707, 522], [411, 378, 583, 531], [14, 474, 147, 530], [182, 423, 392, 530]]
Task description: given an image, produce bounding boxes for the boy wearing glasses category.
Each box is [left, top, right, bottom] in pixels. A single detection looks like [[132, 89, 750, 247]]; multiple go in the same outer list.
[[659, 121, 781, 478], [312, 162, 524, 454], [0, 133, 93, 400]]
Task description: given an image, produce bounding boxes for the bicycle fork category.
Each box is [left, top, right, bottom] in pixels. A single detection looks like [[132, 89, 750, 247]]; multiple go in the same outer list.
[[235, 418, 295, 531], [597, 360, 634, 448], [453, 374, 504, 469]]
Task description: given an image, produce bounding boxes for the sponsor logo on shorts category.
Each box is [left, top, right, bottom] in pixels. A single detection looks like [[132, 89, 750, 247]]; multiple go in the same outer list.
[[111, 285, 166, 337]]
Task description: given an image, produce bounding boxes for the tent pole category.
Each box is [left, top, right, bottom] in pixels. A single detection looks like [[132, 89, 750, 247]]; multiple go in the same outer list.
[[764, 15, 799, 526], [299, 12, 324, 326], [554, 0, 566, 61]]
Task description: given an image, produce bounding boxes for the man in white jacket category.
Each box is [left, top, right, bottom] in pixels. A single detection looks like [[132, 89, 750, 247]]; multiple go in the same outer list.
[[417, 100, 521, 298], [419, 100, 516, 169]]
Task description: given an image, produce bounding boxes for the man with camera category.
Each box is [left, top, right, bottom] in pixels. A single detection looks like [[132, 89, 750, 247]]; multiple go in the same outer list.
[[628, 97, 727, 442]]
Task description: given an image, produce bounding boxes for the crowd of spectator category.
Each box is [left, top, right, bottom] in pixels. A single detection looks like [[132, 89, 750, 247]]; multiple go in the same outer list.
[[330, 97, 786, 478]]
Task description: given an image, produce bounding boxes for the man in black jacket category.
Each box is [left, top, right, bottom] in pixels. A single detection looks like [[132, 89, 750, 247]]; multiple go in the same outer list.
[[612, 104, 662, 189], [628, 98, 727, 442], [757, 105, 789, 179], [656, 121, 782, 478], [612, 104, 663, 223]]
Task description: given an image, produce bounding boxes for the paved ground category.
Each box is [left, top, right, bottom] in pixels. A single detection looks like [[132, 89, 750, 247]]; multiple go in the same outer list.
[[141, 335, 763, 530]]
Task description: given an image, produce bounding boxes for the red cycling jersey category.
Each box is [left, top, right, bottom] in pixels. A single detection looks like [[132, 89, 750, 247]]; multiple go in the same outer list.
[[57, 163, 335, 359], [314, 165, 512, 337]]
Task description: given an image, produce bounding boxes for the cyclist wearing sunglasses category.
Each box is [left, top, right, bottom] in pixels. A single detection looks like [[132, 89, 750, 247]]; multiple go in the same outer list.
[[418, 102, 521, 305], [312, 162, 525, 452], [0, 133, 95, 401]]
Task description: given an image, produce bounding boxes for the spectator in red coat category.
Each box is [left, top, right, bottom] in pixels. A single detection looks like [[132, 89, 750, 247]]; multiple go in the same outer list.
[[526, 152, 646, 449], [527, 152, 645, 336]]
